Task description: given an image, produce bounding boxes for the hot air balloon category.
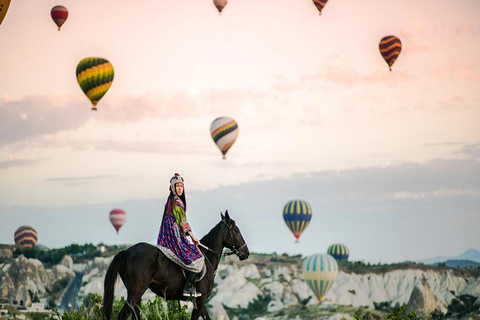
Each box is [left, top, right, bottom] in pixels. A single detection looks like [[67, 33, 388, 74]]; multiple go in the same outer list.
[[327, 243, 349, 261], [312, 0, 328, 15], [379, 35, 402, 71], [0, 0, 11, 26], [214, 0, 227, 14], [283, 200, 312, 242], [210, 117, 239, 159], [51, 5, 68, 30], [14, 226, 38, 247], [109, 209, 126, 234], [76, 57, 114, 111], [302, 253, 338, 302]]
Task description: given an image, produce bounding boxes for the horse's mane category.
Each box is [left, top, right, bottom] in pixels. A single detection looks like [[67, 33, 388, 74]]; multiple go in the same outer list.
[[200, 221, 223, 249]]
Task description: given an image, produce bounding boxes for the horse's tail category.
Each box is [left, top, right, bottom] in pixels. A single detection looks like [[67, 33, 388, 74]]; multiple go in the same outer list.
[[103, 250, 127, 320]]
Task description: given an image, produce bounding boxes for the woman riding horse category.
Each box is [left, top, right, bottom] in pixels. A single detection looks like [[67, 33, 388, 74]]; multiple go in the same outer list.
[[103, 210, 249, 320], [157, 173, 204, 297]]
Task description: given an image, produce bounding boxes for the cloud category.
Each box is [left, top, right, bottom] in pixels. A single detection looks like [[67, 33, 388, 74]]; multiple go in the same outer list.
[[0, 95, 91, 145], [1, 156, 478, 262], [0, 158, 42, 170], [45, 175, 114, 186], [298, 55, 415, 87], [458, 143, 480, 160]]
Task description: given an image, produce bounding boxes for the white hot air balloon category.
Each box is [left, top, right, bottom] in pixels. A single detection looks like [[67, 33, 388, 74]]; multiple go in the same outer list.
[[302, 253, 338, 302], [210, 117, 239, 159]]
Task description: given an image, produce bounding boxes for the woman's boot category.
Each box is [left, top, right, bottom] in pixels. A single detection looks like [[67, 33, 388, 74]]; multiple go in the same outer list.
[[183, 271, 202, 297]]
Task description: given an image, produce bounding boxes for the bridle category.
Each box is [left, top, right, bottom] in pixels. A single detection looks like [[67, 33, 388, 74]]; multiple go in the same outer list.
[[221, 219, 247, 258], [198, 219, 247, 276]]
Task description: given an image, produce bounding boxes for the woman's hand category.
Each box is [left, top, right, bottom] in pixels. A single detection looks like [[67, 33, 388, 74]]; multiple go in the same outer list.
[[189, 233, 200, 245]]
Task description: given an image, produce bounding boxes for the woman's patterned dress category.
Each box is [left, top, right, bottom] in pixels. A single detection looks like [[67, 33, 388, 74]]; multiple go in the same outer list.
[[157, 196, 204, 272]]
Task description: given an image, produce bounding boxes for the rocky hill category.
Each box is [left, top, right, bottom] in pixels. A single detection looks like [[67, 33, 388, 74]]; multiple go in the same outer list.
[[1, 248, 479, 319], [0, 249, 75, 308], [75, 252, 480, 319]]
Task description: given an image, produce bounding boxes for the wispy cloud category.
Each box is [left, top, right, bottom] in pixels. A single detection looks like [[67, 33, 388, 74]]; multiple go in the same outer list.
[[0, 158, 42, 170], [0, 95, 91, 145], [45, 175, 114, 186]]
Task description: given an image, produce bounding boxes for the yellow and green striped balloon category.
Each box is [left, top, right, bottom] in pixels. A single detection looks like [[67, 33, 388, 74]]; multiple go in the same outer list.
[[76, 57, 114, 111], [283, 199, 312, 242], [327, 243, 349, 261], [302, 253, 338, 302]]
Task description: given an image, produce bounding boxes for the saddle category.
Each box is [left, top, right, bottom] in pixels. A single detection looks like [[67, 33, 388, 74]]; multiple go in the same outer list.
[[181, 263, 207, 282]]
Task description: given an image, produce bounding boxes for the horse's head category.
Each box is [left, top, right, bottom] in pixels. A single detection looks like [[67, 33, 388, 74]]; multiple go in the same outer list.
[[220, 210, 249, 260]]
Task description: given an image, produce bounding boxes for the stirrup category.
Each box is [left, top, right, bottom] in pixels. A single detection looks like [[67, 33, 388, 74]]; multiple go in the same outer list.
[[183, 290, 202, 298]]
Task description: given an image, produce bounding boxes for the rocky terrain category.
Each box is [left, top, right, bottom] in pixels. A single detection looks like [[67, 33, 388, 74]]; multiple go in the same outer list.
[[1, 248, 479, 319], [0, 250, 74, 308]]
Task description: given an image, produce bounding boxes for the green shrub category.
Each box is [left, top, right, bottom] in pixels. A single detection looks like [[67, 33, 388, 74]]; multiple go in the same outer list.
[[49, 293, 189, 320]]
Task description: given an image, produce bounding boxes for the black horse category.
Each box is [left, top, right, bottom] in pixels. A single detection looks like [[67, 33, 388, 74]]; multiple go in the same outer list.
[[103, 211, 249, 320]]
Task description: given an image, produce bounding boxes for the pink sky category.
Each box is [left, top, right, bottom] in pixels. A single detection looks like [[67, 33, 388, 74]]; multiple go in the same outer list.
[[0, 0, 479, 260]]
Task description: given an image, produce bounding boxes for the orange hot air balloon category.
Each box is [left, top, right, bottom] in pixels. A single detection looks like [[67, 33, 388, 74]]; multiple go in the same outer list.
[[312, 0, 328, 15], [14, 226, 38, 247], [51, 5, 68, 31], [379, 35, 402, 71], [0, 0, 11, 26], [109, 209, 126, 234]]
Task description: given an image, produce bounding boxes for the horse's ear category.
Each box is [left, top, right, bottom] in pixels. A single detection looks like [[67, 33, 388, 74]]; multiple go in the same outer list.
[[225, 210, 230, 221], [220, 211, 225, 220]]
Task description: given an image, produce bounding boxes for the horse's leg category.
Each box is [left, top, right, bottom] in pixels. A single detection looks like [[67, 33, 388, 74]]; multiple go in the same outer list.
[[133, 305, 142, 320], [198, 298, 211, 320], [190, 305, 201, 320], [117, 301, 133, 320]]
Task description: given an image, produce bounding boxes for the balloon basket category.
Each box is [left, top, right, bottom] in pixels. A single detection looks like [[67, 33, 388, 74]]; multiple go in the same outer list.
[[295, 239, 299, 244]]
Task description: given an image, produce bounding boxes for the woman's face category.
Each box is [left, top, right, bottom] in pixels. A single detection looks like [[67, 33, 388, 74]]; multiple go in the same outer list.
[[175, 183, 184, 196]]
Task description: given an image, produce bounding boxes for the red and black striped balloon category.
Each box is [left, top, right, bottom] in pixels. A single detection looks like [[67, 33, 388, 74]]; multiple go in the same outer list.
[[51, 5, 68, 31], [379, 35, 402, 71], [14, 226, 38, 247], [312, 0, 328, 15]]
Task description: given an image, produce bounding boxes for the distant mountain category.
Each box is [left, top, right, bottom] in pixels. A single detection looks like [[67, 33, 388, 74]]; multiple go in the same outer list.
[[433, 260, 480, 269], [420, 249, 480, 264]]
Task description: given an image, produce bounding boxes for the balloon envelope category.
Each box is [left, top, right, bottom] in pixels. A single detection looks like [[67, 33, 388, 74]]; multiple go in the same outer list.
[[51, 5, 68, 30], [210, 117, 239, 159], [312, 0, 328, 14], [283, 200, 312, 241], [14, 226, 38, 247], [109, 209, 126, 233], [214, 0, 227, 13], [379, 35, 402, 71], [302, 253, 338, 302], [327, 243, 349, 261], [76, 57, 114, 110], [0, 0, 11, 25]]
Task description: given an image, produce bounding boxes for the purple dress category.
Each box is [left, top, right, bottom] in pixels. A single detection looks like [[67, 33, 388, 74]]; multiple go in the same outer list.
[[157, 196, 204, 272]]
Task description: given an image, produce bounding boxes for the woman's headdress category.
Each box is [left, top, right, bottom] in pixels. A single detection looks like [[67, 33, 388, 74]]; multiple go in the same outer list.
[[170, 173, 184, 195]]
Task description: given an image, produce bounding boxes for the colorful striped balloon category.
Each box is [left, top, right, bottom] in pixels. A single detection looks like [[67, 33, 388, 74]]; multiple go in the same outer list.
[[214, 0, 227, 13], [0, 0, 11, 26], [76, 57, 114, 111], [14, 226, 38, 247], [51, 5, 68, 31], [109, 209, 126, 234], [210, 117, 239, 159], [283, 200, 312, 242], [379, 35, 402, 71], [312, 0, 328, 15], [327, 243, 349, 261], [302, 253, 338, 302]]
